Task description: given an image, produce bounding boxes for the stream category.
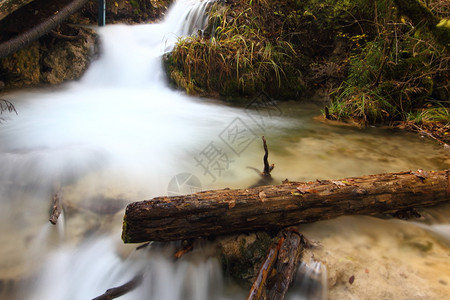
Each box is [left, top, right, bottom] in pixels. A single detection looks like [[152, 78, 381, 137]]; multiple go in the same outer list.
[[0, 0, 449, 299]]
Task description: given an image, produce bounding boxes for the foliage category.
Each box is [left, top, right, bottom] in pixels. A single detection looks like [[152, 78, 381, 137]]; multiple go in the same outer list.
[[167, 0, 449, 128], [0, 98, 17, 123], [329, 84, 397, 125], [166, 1, 306, 99], [0, 99, 16, 114], [327, 0, 449, 126], [407, 101, 450, 123]]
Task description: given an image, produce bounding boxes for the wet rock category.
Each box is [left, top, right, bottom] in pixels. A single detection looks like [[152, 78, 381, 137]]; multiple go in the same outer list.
[[0, 26, 98, 89], [0, 41, 40, 88], [40, 27, 98, 85], [69, 0, 172, 25], [216, 231, 274, 285]]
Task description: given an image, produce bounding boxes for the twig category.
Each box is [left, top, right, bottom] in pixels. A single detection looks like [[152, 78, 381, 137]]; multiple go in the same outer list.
[[49, 30, 83, 41], [93, 241, 194, 300], [262, 136, 274, 177], [412, 123, 450, 149], [174, 241, 194, 259], [49, 193, 61, 225], [92, 273, 144, 300]]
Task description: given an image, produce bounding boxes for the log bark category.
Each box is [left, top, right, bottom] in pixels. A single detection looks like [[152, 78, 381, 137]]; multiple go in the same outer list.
[[0, 0, 90, 58], [267, 229, 304, 300], [247, 228, 305, 300], [247, 236, 281, 300], [122, 170, 450, 243]]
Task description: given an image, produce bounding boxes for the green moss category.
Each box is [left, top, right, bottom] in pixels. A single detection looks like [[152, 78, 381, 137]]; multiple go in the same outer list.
[[218, 232, 273, 284], [129, 0, 140, 9], [394, 0, 450, 48]]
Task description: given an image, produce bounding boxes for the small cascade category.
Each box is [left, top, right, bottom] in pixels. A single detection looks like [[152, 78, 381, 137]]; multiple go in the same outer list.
[[287, 260, 328, 300], [177, 0, 216, 37], [1, 0, 449, 299], [25, 239, 230, 300]]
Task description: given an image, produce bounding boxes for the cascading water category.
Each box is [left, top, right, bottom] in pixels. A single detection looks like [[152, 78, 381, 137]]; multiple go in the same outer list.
[[0, 0, 449, 299]]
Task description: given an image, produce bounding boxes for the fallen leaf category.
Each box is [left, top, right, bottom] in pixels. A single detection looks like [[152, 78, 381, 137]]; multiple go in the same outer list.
[[296, 185, 318, 194], [258, 191, 267, 202], [228, 199, 236, 209], [331, 180, 349, 187]]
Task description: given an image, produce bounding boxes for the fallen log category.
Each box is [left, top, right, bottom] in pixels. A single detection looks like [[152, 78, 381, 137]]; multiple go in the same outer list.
[[122, 170, 449, 243]]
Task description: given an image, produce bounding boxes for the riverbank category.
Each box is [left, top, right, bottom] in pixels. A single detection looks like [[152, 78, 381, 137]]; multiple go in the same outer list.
[[164, 0, 448, 139], [0, 0, 172, 90]]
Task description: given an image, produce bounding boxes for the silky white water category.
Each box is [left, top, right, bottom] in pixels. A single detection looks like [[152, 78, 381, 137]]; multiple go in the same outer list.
[[0, 0, 449, 299]]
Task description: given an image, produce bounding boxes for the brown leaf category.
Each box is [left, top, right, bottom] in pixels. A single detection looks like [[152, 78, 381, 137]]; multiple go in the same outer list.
[[296, 185, 318, 194]]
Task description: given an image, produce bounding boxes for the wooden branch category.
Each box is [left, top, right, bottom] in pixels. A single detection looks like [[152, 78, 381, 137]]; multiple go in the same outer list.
[[247, 228, 305, 300], [262, 136, 274, 177], [92, 242, 194, 300], [122, 170, 450, 243], [267, 229, 304, 300], [92, 273, 144, 300], [49, 192, 61, 225], [0, 0, 90, 58], [49, 30, 83, 41], [247, 235, 282, 300], [412, 123, 450, 149]]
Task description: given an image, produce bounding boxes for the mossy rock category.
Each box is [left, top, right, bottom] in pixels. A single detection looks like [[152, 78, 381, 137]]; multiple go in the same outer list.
[[216, 231, 274, 285], [0, 41, 40, 88]]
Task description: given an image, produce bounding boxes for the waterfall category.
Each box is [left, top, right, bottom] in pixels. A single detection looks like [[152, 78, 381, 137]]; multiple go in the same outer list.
[[0, 1, 325, 299]]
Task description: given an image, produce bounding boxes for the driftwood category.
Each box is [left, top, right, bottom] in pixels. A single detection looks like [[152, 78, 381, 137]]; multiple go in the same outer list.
[[262, 136, 274, 177], [122, 170, 449, 243], [247, 136, 275, 187], [247, 228, 305, 300], [49, 192, 61, 225], [92, 273, 143, 300], [247, 236, 280, 300], [267, 229, 305, 300]]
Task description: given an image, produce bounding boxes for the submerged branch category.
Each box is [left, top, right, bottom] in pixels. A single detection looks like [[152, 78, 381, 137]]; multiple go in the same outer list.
[[262, 136, 274, 177], [92, 273, 144, 300]]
